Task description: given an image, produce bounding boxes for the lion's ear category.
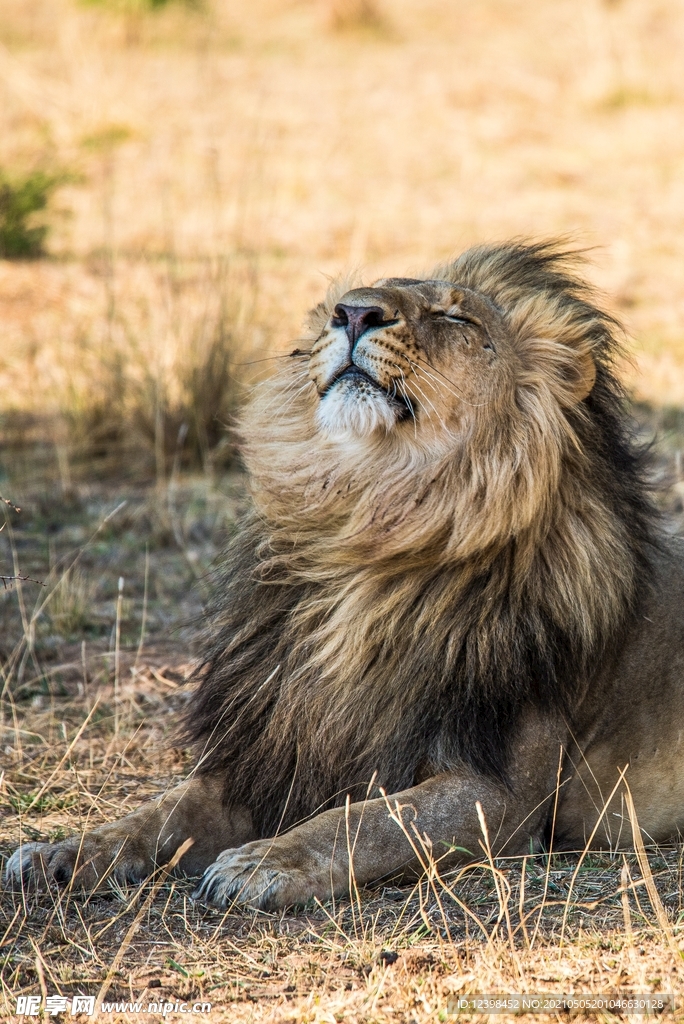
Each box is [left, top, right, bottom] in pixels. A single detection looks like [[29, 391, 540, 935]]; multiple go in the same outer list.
[[563, 347, 596, 404], [521, 338, 597, 407]]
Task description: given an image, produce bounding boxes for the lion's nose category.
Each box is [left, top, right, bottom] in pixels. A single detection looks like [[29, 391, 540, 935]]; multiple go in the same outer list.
[[332, 304, 389, 348]]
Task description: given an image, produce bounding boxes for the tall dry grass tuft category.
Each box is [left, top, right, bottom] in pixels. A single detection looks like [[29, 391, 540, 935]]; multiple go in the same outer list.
[[68, 259, 257, 477], [46, 568, 94, 639], [0, 254, 267, 480]]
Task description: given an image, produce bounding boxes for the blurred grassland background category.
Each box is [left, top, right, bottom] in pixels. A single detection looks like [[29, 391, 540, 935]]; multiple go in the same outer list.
[[2, 0, 684, 480]]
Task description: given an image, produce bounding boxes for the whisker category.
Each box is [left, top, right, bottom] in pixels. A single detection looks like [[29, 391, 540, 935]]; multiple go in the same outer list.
[[396, 378, 417, 439], [275, 379, 316, 416], [408, 363, 440, 396], [239, 359, 311, 398], [407, 373, 449, 436], [250, 369, 310, 393], [235, 350, 310, 367], [411, 357, 490, 408], [251, 372, 311, 415], [406, 359, 452, 401]]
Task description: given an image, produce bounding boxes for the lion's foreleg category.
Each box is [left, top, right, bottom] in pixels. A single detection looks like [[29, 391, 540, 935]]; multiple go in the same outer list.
[[5, 775, 254, 890], [195, 716, 566, 910], [194, 770, 552, 910]]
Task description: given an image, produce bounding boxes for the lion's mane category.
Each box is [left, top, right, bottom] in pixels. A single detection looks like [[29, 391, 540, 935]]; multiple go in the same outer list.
[[185, 242, 658, 837]]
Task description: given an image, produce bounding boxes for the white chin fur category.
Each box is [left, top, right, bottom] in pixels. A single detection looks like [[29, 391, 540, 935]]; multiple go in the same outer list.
[[315, 380, 398, 437]]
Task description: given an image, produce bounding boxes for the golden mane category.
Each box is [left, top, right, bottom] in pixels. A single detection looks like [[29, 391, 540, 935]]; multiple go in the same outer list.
[[186, 241, 657, 836]]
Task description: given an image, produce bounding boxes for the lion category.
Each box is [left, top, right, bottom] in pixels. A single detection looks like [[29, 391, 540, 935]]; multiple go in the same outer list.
[[6, 240, 684, 911]]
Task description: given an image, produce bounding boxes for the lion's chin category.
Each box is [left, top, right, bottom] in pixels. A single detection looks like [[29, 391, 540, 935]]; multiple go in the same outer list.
[[315, 379, 399, 438]]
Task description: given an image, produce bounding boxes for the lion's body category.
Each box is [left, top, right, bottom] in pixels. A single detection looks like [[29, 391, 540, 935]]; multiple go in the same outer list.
[[184, 240, 658, 841], [557, 540, 684, 848], [7, 242, 684, 908]]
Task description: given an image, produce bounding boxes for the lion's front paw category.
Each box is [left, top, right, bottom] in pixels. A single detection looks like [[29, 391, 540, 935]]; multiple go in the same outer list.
[[4, 833, 150, 891], [192, 839, 324, 911], [4, 842, 53, 886]]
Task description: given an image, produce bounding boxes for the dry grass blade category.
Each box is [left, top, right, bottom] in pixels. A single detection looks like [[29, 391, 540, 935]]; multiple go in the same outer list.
[[475, 801, 523, 981], [621, 858, 634, 947], [624, 785, 679, 961], [558, 765, 630, 948], [17, 699, 101, 818], [31, 948, 47, 1004], [95, 837, 194, 1007], [530, 747, 564, 948]]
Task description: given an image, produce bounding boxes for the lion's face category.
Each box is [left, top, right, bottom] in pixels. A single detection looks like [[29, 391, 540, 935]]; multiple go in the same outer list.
[[307, 272, 598, 451], [246, 246, 605, 562], [309, 279, 515, 440]]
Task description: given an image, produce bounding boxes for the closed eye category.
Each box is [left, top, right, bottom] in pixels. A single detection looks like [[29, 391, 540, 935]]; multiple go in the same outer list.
[[430, 309, 477, 326]]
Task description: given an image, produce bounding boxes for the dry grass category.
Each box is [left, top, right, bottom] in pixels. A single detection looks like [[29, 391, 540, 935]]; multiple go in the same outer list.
[[4, 0, 684, 1018]]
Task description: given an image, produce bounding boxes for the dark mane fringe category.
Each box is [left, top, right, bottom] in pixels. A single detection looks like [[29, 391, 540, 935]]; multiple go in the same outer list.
[[183, 242, 659, 838]]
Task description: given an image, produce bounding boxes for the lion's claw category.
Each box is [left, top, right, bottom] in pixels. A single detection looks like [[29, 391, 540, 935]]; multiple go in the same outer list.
[[4, 839, 88, 888], [193, 840, 317, 910], [193, 846, 282, 909], [4, 842, 52, 886], [4, 834, 150, 891]]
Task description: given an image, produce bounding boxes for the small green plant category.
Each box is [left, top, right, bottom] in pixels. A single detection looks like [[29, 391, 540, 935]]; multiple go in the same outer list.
[[9, 791, 77, 814], [0, 169, 64, 259]]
